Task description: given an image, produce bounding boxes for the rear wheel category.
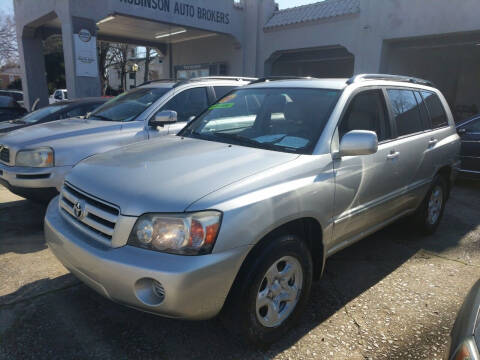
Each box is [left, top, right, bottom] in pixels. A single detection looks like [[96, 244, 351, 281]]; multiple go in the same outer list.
[[413, 175, 448, 235], [222, 234, 313, 346]]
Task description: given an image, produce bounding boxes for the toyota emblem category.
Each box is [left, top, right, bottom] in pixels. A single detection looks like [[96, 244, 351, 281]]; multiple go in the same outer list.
[[73, 200, 86, 219]]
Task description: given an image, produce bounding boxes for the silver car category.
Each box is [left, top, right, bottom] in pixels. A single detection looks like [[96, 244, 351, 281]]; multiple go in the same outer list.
[[0, 77, 253, 201], [45, 74, 461, 345]]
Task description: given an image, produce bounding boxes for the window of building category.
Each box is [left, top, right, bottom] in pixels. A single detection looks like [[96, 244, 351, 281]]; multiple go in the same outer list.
[[339, 90, 391, 142], [387, 89, 424, 137], [421, 91, 448, 129]]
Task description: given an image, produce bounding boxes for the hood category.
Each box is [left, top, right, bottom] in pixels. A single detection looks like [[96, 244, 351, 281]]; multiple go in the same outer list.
[[0, 120, 24, 133], [0, 118, 122, 148], [66, 136, 299, 215]]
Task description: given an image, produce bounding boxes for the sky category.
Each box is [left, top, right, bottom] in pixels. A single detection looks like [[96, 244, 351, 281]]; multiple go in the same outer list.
[[0, 0, 318, 15]]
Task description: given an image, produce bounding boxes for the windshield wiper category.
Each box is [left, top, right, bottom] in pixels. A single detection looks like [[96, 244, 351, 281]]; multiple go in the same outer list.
[[212, 132, 298, 153], [89, 114, 113, 121]]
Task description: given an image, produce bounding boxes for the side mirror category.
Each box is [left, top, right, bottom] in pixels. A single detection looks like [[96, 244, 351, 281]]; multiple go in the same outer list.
[[149, 110, 178, 128], [339, 130, 378, 157], [457, 128, 467, 135]]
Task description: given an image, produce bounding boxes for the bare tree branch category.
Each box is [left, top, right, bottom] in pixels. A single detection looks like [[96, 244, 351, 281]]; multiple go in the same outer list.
[[0, 13, 19, 66]]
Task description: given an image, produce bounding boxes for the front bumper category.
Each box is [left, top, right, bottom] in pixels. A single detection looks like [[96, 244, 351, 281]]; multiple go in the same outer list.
[[0, 162, 72, 193], [45, 197, 251, 320]]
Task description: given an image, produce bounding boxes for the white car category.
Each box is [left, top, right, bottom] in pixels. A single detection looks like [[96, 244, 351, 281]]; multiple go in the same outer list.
[[49, 89, 68, 104]]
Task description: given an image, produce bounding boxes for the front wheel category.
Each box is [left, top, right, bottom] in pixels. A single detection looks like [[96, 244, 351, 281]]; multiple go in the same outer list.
[[413, 175, 448, 235], [222, 234, 313, 346]]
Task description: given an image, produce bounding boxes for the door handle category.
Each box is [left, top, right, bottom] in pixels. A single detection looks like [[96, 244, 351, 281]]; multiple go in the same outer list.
[[387, 151, 400, 160], [428, 138, 438, 146]]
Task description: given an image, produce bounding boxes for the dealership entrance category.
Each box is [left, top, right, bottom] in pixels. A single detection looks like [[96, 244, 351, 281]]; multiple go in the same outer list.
[[382, 32, 480, 122]]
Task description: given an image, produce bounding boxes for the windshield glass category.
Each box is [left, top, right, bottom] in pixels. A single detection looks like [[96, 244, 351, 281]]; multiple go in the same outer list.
[[180, 87, 340, 154], [88, 87, 169, 122], [19, 104, 69, 124]]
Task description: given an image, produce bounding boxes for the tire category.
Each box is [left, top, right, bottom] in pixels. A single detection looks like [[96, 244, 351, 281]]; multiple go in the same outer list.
[[413, 175, 448, 235], [222, 234, 313, 347]]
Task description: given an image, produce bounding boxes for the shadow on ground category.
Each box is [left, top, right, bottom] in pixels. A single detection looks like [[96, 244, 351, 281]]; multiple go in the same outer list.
[[0, 182, 479, 359], [0, 199, 47, 255]]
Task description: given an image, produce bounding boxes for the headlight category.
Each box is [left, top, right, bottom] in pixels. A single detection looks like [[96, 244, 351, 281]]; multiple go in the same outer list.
[[16, 147, 54, 167], [128, 211, 222, 255]]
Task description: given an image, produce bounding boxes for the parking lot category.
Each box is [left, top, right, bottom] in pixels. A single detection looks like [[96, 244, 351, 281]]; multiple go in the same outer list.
[[0, 181, 478, 360]]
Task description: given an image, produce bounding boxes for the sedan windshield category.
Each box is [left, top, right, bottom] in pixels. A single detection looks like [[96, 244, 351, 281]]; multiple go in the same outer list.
[[88, 87, 169, 122], [19, 104, 69, 124], [180, 87, 340, 154]]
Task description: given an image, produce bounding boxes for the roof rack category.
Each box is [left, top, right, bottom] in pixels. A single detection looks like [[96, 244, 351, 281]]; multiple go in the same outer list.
[[251, 76, 318, 84], [347, 74, 434, 87], [138, 76, 256, 88]]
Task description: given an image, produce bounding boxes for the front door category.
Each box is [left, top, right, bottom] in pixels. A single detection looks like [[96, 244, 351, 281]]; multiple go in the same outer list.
[[333, 89, 402, 247], [147, 86, 210, 138], [459, 117, 480, 173]]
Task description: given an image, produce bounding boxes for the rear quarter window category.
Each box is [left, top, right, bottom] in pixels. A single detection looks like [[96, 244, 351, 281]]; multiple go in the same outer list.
[[421, 91, 448, 129]]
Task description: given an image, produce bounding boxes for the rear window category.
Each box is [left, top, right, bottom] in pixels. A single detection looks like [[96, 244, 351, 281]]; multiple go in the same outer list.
[[214, 86, 237, 100], [387, 89, 424, 136], [421, 91, 448, 129]]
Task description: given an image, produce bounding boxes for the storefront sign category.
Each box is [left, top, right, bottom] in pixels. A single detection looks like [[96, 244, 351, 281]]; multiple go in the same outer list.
[[118, 0, 230, 24], [74, 32, 98, 77]]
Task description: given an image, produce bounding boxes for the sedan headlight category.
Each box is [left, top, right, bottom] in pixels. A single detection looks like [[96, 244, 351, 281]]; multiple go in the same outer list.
[[16, 147, 54, 167], [128, 211, 222, 255]]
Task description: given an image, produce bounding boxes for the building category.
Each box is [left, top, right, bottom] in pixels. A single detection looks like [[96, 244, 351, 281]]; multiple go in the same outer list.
[[0, 64, 22, 90], [13, 0, 480, 120]]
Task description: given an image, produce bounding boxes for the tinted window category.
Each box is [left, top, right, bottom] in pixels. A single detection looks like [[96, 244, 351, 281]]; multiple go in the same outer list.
[[181, 88, 340, 154], [464, 118, 480, 133], [0, 96, 15, 107], [339, 90, 391, 142], [161, 87, 208, 122], [214, 86, 236, 100], [387, 89, 423, 136], [89, 87, 169, 122], [421, 91, 448, 129], [414, 91, 430, 129]]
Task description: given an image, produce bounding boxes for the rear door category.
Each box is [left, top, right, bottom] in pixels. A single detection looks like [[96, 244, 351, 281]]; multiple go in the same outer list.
[[458, 117, 480, 173], [384, 88, 439, 207]]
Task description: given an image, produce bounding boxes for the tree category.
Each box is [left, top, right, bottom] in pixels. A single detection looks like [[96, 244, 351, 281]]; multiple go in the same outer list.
[[0, 12, 18, 67], [107, 43, 129, 92]]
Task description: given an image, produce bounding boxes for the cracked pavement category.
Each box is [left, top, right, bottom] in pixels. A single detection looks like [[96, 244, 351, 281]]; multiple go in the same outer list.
[[0, 180, 479, 359]]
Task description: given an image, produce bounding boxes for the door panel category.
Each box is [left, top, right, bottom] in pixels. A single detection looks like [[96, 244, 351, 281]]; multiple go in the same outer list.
[[459, 118, 480, 172]]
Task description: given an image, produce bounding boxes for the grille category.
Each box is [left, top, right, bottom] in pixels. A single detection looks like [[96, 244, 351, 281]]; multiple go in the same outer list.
[[59, 182, 120, 245], [0, 146, 9, 163]]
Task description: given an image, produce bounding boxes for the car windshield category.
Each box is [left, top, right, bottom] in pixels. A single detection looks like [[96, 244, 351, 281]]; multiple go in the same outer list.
[[180, 87, 341, 154], [19, 104, 69, 124], [88, 87, 169, 122]]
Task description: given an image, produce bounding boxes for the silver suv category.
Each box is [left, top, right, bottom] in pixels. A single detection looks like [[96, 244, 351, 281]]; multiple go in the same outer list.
[[45, 74, 461, 345], [0, 77, 253, 201]]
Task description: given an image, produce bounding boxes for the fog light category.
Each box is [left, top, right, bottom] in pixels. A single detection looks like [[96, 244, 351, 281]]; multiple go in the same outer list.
[[134, 278, 165, 306]]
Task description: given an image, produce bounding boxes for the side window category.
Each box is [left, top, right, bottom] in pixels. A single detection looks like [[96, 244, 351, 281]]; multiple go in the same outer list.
[[161, 87, 208, 122], [464, 119, 480, 133], [387, 89, 423, 136], [214, 86, 236, 100], [339, 90, 391, 142], [421, 91, 448, 129], [413, 91, 430, 130], [54, 91, 62, 100]]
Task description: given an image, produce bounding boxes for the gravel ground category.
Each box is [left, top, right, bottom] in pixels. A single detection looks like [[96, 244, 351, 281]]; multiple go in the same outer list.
[[0, 180, 479, 360]]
